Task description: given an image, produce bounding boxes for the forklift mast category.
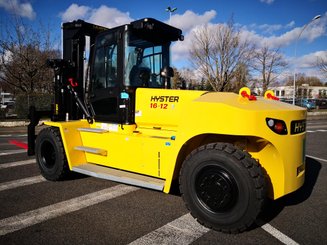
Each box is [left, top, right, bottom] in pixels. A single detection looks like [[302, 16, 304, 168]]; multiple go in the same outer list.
[[28, 20, 107, 155], [53, 20, 108, 121]]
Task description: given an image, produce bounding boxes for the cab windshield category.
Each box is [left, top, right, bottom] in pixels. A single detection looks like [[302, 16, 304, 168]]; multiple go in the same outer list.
[[124, 30, 170, 88]]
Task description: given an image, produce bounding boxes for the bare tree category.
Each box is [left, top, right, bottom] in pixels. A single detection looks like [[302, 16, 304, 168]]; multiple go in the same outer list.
[[251, 44, 287, 92], [316, 53, 327, 79], [285, 73, 323, 86], [0, 17, 59, 95], [171, 68, 186, 89], [227, 63, 250, 93], [189, 19, 253, 92]]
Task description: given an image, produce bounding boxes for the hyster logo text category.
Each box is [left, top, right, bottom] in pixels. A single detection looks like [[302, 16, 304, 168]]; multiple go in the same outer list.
[[150, 96, 179, 103], [291, 120, 306, 135], [294, 122, 305, 133]]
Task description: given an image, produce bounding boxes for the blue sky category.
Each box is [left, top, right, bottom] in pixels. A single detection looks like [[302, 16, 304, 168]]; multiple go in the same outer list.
[[0, 0, 326, 81]]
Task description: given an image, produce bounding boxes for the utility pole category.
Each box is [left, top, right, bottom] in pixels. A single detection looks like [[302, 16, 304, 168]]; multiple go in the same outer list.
[[293, 15, 321, 105], [166, 6, 177, 24]]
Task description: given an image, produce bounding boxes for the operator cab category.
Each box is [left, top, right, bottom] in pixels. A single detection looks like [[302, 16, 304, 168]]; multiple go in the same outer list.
[[89, 18, 183, 124]]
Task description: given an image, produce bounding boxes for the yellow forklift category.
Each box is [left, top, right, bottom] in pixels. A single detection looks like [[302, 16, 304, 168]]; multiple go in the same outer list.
[[28, 18, 307, 233]]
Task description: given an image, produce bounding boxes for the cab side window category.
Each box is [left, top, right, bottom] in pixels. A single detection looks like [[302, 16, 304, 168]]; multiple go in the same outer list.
[[93, 43, 118, 89], [91, 33, 119, 121]]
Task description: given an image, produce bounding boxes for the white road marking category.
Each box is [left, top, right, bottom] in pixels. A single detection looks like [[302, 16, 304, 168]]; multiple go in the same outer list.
[[0, 159, 36, 169], [128, 213, 209, 245], [261, 223, 299, 245], [129, 212, 302, 245], [2, 152, 319, 243], [306, 129, 327, 133], [0, 175, 45, 192], [0, 134, 27, 138], [0, 184, 139, 236], [0, 149, 26, 156], [306, 155, 327, 163]]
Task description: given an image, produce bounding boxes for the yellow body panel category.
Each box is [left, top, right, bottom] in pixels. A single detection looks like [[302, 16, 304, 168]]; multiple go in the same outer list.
[[45, 88, 306, 199], [44, 120, 89, 168]]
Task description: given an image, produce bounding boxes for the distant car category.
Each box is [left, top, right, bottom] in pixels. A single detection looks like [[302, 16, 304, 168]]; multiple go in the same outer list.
[[280, 98, 293, 104], [279, 98, 316, 110], [298, 98, 316, 110], [316, 99, 327, 109], [3, 101, 17, 118]]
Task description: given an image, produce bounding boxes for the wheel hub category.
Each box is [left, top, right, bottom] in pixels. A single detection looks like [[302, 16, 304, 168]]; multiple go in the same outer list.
[[195, 166, 238, 213], [40, 140, 56, 169]]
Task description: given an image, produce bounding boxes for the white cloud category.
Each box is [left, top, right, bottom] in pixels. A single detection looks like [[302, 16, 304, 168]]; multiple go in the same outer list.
[[0, 0, 35, 19], [60, 4, 91, 22], [168, 10, 217, 63], [88, 5, 133, 28], [1, 49, 12, 64], [169, 10, 217, 33], [286, 21, 295, 29], [249, 21, 295, 35], [297, 51, 327, 69], [260, 0, 275, 4], [239, 13, 326, 49], [60, 4, 133, 28]]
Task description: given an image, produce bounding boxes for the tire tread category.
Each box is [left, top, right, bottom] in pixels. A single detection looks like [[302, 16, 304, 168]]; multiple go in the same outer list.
[[179, 142, 266, 233]]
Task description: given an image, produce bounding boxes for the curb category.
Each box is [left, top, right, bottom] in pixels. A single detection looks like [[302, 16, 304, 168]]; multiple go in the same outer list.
[[0, 120, 46, 127], [0, 121, 30, 127], [307, 111, 327, 120]]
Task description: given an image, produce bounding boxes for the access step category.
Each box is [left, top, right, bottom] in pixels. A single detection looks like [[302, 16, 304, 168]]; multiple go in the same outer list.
[[72, 163, 165, 191], [77, 128, 108, 133], [75, 146, 107, 156]]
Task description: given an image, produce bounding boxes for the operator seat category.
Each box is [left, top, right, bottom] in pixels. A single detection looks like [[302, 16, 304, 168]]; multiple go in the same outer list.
[[129, 66, 151, 87]]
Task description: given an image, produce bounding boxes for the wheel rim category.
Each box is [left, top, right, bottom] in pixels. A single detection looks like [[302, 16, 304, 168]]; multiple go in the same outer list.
[[40, 140, 56, 169], [195, 165, 239, 213]]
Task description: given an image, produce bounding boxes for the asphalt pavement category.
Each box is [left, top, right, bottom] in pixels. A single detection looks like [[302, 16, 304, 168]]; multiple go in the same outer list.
[[0, 119, 326, 244]]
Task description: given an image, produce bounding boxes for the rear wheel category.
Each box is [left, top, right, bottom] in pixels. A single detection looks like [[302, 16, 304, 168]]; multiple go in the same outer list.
[[35, 127, 70, 180], [179, 143, 266, 233]]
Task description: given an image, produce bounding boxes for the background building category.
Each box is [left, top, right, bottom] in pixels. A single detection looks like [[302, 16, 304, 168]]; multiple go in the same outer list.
[[269, 85, 327, 99]]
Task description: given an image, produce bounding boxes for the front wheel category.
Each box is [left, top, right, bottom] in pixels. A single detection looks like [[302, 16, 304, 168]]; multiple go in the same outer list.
[[179, 143, 266, 233], [35, 127, 70, 181]]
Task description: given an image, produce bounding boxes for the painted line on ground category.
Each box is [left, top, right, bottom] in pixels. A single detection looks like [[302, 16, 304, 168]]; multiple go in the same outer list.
[[307, 130, 327, 133], [0, 149, 26, 156], [128, 213, 209, 245], [0, 159, 36, 169], [9, 140, 28, 149], [0, 184, 139, 236], [129, 212, 301, 245], [306, 155, 327, 163], [1, 153, 320, 243], [261, 223, 299, 245], [0, 134, 27, 138], [0, 175, 45, 192]]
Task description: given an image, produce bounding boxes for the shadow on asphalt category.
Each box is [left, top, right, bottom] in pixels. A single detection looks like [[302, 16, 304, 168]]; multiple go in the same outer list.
[[256, 156, 321, 226]]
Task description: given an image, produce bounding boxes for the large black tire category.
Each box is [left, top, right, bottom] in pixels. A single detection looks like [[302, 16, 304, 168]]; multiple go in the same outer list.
[[35, 127, 70, 181], [179, 143, 266, 233]]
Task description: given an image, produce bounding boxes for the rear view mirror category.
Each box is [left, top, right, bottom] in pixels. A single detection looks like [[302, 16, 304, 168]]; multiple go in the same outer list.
[[160, 66, 174, 78]]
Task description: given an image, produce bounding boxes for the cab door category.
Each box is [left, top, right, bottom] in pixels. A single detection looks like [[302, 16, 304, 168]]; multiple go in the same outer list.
[[90, 31, 121, 123]]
